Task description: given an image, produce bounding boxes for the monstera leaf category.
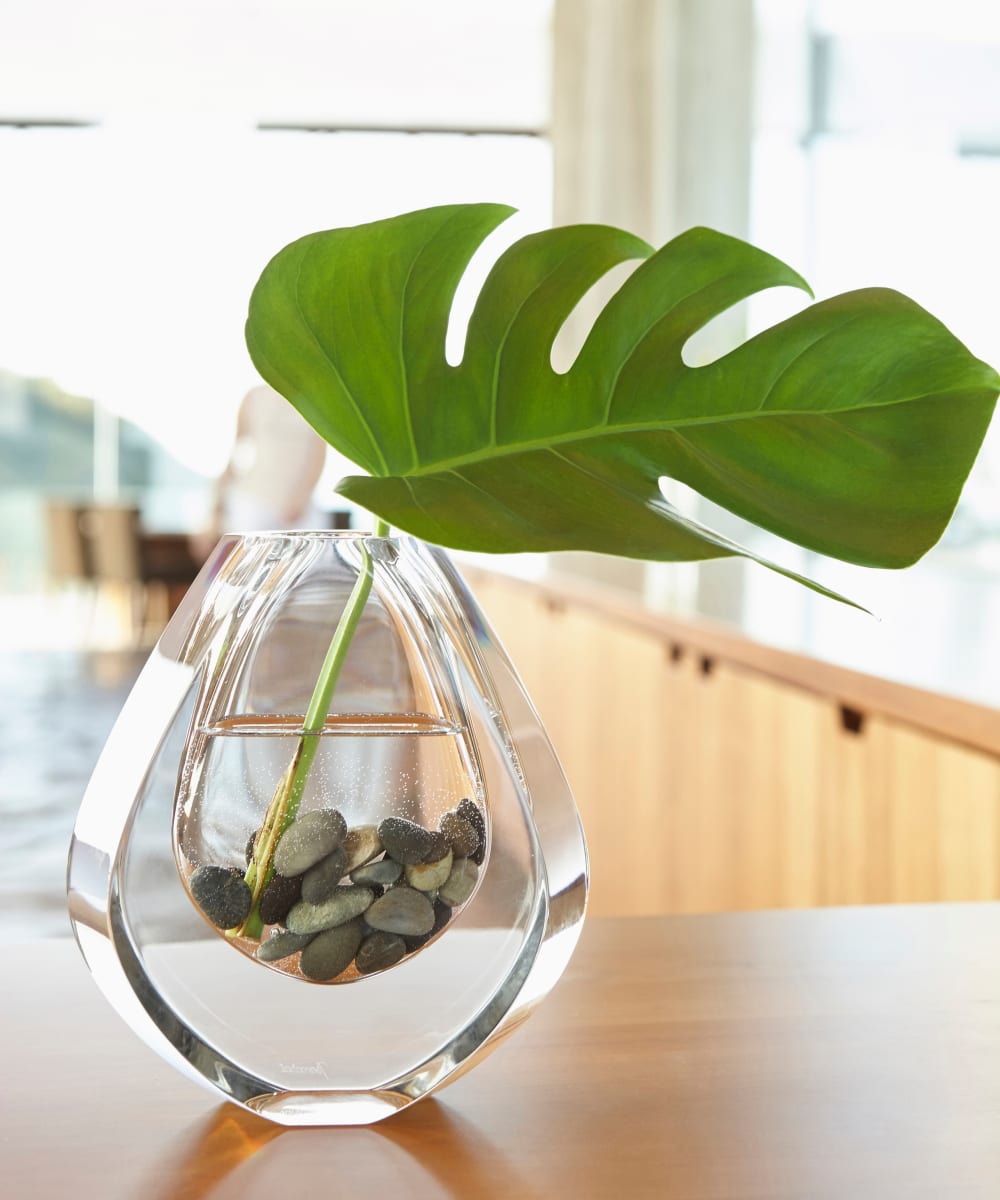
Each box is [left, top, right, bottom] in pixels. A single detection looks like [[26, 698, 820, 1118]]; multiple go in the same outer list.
[[246, 204, 999, 597]]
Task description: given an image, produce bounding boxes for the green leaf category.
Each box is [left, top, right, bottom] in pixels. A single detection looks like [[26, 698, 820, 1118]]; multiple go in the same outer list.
[[246, 204, 1000, 592]]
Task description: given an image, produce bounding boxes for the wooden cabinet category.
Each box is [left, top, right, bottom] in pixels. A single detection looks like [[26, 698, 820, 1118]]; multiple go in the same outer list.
[[465, 568, 1000, 917]]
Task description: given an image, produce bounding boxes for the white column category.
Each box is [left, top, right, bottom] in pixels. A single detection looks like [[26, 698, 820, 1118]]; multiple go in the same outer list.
[[552, 0, 753, 243], [549, 0, 755, 607], [93, 405, 120, 503]]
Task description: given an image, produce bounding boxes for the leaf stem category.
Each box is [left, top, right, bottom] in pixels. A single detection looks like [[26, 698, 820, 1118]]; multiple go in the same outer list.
[[231, 521, 391, 938]]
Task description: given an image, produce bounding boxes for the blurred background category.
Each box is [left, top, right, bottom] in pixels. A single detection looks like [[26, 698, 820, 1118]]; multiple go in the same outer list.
[[3, 0, 1000, 935], [2, 0, 998, 648]]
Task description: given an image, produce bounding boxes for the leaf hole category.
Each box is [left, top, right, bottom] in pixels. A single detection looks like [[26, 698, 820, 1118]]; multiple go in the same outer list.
[[549, 259, 643, 374], [680, 298, 755, 368], [680, 288, 810, 368], [668, 642, 684, 664], [445, 214, 538, 367], [698, 655, 715, 678]]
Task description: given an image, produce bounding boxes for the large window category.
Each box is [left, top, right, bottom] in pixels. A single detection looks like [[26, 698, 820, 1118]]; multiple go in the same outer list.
[[752, 0, 1000, 532], [706, 0, 1000, 698], [0, 3, 554, 604]]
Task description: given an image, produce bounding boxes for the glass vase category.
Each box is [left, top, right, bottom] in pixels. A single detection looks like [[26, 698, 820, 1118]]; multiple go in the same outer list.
[[67, 532, 588, 1125]]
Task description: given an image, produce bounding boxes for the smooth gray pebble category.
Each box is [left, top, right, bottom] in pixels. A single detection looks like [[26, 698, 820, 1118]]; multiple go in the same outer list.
[[439, 857, 479, 907], [300, 847, 349, 904], [286, 885, 375, 935], [300, 920, 365, 981], [365, 886, 435, 936], [257, 929, 314, 962], [274, 808, 347, 876], [355, 931, 407, 974], [351, 858, 403, 887]]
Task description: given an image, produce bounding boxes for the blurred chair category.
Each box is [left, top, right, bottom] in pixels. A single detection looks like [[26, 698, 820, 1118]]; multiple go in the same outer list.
[[44, 501, 171, 646], [44, 502, 97, 643], [45, 501, 89, 584], [80, 505, 142, 583], [81, 505, 146, 643], [138, 532, 201, 624]]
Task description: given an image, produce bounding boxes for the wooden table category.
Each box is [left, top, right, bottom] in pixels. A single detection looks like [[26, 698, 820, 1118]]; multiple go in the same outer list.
[[6, 906, 1000, 1199]]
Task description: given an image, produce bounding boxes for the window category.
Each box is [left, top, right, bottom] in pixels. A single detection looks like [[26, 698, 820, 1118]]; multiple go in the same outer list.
[[0, 2, 554, 603]]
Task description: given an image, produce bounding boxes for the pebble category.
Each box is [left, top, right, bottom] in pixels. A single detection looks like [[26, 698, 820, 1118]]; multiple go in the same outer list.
[[378, 817, 437, 865], [257, 929, 314, 962], [300, 919, 365, 981], [457, 799, 487, 865], [274, 808, 347, 876], [286, 885, 375, 935], [439, 857, 479, 907], [258, 873, 302, 926], [405, 849, 453, 892], [300, 847, 349, 904], [351, 859, 403, 887], [355, 931, 407, 975], [403, 898, 453, 951], [190, 865, 252, 929], [439, 812, 479, 859], [206, 804, 484, 979], [365, 886, 435, 936], [342, 824, 382, 872], [421, 831, 450, 863]]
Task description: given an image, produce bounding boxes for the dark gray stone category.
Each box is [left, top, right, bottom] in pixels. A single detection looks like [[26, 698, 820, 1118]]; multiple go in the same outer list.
[[300, 919, 365, 981], [274, 808, 347, 876], [364, 886, 435, 936], [439, 811, 479, 858], [258, 872, 302, 926], [190, 865, 252, 929], [403, 898, 453, 951], [300, 847, 349, 904], [456, 799, 487, 865], [378, 817, 437, 865], [351, 858, 403, 887], [421, 831, 450, 863], [286, 885, 375, 935], [257, 929, 314, 962], [355, 931, 407, 975]]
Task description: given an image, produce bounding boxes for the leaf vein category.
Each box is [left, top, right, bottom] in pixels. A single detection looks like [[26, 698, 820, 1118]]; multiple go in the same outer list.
[[754, 312, 870, 412], [398, 243, 426, 470], [600, 276, 723, 424], [293, 248, 390, 476], [407, 382, 974, 478], [488, 253, 582, 448]]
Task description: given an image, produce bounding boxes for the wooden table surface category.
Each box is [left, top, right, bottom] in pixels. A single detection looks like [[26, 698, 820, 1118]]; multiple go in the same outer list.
[[6, 906, 1000, 1200]]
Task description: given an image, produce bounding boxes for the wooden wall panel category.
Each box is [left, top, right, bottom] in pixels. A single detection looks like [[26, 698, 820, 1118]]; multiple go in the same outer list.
[[466, 569, 1000, 916]]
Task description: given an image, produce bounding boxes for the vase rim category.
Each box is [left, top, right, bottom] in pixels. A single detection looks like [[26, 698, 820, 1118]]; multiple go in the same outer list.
[[220, 529, 403, 543]]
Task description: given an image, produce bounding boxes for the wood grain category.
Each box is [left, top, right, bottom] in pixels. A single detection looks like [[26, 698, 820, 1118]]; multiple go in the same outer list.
[[8, 909, 1000, 1200], [465, 568, 1000, 915]]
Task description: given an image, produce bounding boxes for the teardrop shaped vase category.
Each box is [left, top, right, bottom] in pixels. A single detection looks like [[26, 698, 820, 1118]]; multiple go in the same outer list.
[[68, 533, 588, 1125]]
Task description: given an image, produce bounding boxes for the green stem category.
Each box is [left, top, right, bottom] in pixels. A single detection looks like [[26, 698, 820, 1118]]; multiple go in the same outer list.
[[233, 521, 390, 938]]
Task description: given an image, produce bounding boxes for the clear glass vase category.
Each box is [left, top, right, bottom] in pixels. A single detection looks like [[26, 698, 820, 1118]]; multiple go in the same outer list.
[[67, 532, 588, 1125]]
